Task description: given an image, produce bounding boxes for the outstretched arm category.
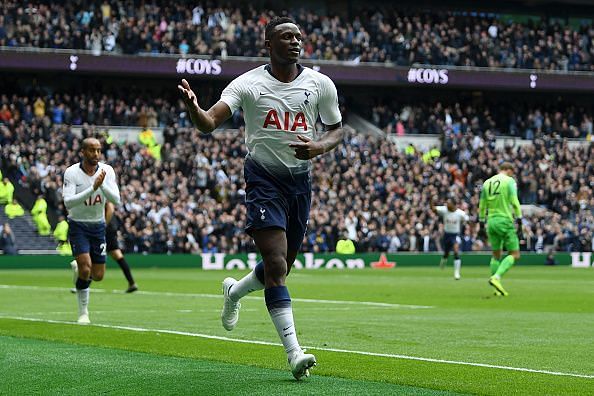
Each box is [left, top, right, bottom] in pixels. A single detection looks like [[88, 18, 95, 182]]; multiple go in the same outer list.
[[177, 79, 232, 133]]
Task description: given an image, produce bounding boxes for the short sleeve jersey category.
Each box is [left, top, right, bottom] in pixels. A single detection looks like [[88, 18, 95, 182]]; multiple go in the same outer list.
[[220, 65, 342, 177]]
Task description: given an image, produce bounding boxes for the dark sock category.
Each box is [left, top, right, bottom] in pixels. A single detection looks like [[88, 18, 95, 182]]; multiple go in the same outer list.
[[117, 257, 135, 285], [264, 286, 291, 311], [76, 278, 92, 290]]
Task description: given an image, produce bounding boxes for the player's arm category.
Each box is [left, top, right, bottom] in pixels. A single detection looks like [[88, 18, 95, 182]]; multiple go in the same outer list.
[[290, 122, 345, 160], [105, 201, 115, 224], [509, 180, 523, 238], [62, 169, 95, 210], [462, 210, 470, 223], [430, 199, 437, 213], [430, 199, 445, 215], [478, 186, 487, 222], [478, 186, 487, 238], [177, 79, 232, 133], [290, 75, 344, 159], [509, 180, 522, 220], [100, 166, 121, 206]]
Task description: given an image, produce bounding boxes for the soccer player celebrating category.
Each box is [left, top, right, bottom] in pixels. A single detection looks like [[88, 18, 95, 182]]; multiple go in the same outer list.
[[178, 17, 343, 379], [431, 198, 469, 280], [478, 162, 523, 296], [63, 138, 120, 324]]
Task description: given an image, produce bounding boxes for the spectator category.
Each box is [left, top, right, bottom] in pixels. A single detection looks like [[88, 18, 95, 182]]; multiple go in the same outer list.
[[4, 198, 25, 219], [0, 223, 17, 255]]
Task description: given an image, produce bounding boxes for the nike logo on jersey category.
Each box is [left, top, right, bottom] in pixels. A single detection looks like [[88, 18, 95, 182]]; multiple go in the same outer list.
[[260, 92, 266, 96]]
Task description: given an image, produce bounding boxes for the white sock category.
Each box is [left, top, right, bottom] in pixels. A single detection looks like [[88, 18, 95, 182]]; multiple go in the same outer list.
[[269, 306, 300, 354], [454, 259, 461, 275], [229, 270, 264, 302], [77, 288, 89, 316], [71, 260, 78, 286]]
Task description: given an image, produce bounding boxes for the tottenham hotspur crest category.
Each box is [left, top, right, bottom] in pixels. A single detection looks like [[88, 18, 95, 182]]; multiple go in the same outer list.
[[303, 90, 311, 105], [260, 208, 266, 220]]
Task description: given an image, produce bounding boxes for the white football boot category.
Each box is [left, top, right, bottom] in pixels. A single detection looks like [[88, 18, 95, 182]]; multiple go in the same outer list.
[[288, 348, 317, 380], [221, 277, 240, 331]]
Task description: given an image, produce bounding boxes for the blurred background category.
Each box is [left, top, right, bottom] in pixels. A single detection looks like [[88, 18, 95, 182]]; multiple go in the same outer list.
[[0, 0, 592, 257]]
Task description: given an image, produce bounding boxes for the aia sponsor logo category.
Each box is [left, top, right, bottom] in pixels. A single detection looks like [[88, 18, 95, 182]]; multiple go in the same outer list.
[[263, 110, 308, 132], [84, 195, 103, 206]]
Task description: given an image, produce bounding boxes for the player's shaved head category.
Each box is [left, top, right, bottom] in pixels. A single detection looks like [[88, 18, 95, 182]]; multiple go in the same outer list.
[[81, 137, 102, 168], [265, 17, 298, 40], [82, 137, 101, 150]]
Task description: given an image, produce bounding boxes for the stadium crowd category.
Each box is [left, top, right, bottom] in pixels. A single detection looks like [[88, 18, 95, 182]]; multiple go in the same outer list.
[[1, 105, 592, 254], [2, 1, 594, 70], [0, 92, 592, 141], [370, 100, 593, 140]]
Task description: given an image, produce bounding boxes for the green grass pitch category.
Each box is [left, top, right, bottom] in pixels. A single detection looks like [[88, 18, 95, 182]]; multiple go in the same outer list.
[[1, 264, 593, 395]]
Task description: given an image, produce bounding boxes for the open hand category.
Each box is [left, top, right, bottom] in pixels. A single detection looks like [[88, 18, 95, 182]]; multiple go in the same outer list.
[[177, 79, 198, 107], [289, 135, 326, 160]]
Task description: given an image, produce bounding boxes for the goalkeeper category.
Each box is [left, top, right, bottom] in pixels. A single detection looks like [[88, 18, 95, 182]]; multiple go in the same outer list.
[[478, 162, 523, 296]]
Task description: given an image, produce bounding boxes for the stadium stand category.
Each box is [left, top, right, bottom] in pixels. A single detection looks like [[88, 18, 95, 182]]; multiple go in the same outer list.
[[1, 2, 593, 255], [1, 2, 594, 70], [1, 108, 592, 254]]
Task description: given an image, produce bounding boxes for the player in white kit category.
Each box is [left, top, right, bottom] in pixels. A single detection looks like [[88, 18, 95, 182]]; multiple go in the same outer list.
[[178, 17, 344, 379], [432, 198, 469, 280], [63, 138, 120, 324]]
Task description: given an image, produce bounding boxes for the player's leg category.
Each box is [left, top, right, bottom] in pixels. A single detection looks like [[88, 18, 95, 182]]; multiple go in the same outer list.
[[487, 221, 503, 275], [440, 235, 449, 269], [494, 224, 521, 279], [90, 263, 105, 281], [440, 252, 448, 270], [490, 249, 502, 275], [76, 223, 107, 323], [452, 240, 461, 280], [109, 249, 137, 292], [227, 247, 298, 304], [69, 221, 93, 323], [487, 221, 508, 296], [227, 259, 265, 302], [106, 226, 137, 292], [252, 227, 315, 380], [74, 252, 93, 324]]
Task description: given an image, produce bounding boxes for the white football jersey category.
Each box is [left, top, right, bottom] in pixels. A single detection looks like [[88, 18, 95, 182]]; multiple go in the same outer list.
[[62, 162, 120, 222], [220, 65, 342, 177], [436, 206, 469, 234]]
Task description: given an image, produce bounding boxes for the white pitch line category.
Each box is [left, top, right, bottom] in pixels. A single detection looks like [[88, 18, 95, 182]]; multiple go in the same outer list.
[[0, 284, 433, 309], [0, 315, 592, 380]]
